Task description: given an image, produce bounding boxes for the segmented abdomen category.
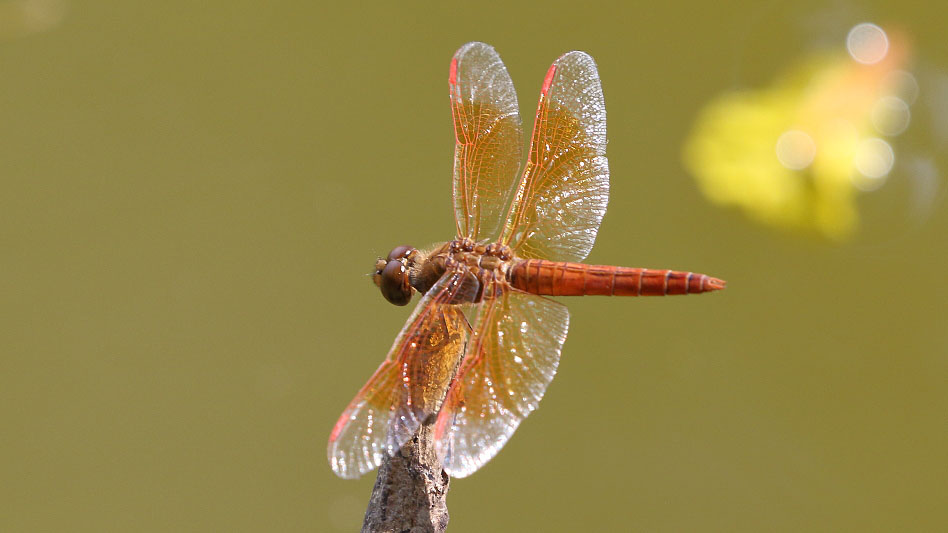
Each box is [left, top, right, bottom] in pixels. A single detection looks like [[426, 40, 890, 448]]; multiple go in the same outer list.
[[507, 259, 725, 296]]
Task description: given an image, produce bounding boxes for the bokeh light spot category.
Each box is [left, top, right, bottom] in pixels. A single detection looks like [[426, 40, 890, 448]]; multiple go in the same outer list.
[[871, 95, 911, 136], [847, 23, 888, 65], [883, 70, 920, 105], [852, 138, 894, 190], [775, 130, 817, 170]]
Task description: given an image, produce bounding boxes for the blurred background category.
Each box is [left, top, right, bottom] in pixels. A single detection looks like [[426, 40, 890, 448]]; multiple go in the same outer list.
[[2, 0, 945, 531]]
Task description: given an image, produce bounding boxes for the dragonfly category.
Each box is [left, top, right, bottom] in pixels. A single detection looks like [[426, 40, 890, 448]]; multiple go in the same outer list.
[[328, 42, 725, 479]]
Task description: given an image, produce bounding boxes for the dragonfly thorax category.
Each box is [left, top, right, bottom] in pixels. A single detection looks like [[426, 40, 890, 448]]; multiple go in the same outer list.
[[401, 239, 517, 303]]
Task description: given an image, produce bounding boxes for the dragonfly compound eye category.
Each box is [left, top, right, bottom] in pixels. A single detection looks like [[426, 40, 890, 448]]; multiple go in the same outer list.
[[379, 259, 412, 306], [386, 245, 415, 261]]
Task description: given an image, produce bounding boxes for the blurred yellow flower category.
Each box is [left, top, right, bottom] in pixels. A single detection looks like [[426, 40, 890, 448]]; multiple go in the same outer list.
[[683, 24, 915, 240]]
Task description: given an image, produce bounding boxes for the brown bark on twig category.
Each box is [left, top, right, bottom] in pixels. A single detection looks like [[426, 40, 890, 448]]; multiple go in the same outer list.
[[361, 423, 450, 533]]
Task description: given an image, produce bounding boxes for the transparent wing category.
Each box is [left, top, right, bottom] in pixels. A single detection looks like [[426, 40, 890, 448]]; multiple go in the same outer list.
[[450, 42, 524, 242], [500, 51, 609, 262], [434, 283, 569, 477], [328, 268, 478, 479]]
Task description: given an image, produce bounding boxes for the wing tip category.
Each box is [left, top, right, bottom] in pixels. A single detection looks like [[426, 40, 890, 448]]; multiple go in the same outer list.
[[557, 49, 595, 62], [553, 50, 600, 80], [328, 452, 366, 480], [452, 41, 501, 86]]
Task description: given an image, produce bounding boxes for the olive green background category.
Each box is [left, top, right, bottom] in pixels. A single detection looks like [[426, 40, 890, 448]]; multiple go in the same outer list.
[[2, 1, 946, 531]]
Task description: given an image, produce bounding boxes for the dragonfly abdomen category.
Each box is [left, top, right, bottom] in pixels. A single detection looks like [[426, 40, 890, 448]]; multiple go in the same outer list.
[[507, 259, 725, 296]]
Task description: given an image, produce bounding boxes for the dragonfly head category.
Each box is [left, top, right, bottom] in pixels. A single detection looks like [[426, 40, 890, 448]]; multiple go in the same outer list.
[[373, 245, 418, 306]]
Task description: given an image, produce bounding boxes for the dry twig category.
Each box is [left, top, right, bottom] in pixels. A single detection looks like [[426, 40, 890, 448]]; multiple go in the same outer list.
[[361, 423, 450, 533]]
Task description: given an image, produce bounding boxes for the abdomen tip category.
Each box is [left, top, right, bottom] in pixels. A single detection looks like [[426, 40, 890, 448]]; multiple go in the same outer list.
[[703, 276, 727, 291]]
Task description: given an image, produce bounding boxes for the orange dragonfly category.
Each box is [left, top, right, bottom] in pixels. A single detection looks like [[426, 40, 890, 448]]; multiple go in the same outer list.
[[329, 42, 725, 479]]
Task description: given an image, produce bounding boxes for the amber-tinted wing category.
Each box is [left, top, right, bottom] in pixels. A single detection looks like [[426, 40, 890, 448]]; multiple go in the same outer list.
[[328, 268, 478, 479], [500, 51, 609, 262], [450, 42, 524, 242], [434, 282, 569, 477]]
